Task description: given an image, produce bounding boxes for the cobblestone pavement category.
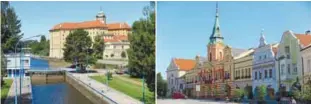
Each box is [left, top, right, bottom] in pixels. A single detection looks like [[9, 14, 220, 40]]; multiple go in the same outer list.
[[157, 99, 242, 104]]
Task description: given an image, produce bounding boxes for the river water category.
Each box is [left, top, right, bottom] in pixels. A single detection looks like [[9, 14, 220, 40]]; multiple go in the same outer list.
[[30, 58, 93, 104]]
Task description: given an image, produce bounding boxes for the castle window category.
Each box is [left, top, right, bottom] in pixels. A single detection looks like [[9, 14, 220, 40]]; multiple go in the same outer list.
[[264, 70, 267, 78], [259, 72, 262, 79]]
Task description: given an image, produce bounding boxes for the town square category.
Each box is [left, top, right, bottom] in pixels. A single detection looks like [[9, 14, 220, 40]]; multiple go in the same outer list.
[[156, 1, 311, 104]]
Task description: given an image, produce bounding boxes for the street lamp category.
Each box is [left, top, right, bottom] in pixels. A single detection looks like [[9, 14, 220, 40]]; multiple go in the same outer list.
[[14, 34, 43, 104]]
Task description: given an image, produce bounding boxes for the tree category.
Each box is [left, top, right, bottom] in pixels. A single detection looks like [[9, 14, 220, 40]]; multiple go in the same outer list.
[[93, 34, 105, 59], [157, 73, 167, 97], [121, 51, 126, 58], [256, 85, 267, 101], [233, 89, 244, 102], [127, 1, 155, 92], [1, 1, 23, 53], [63, 29, 95, 72], [1, 50, 7, 87]]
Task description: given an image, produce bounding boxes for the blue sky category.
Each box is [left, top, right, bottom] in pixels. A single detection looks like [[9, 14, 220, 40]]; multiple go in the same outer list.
[[10, 1, 149, 40], [157, 1, 311, 79]]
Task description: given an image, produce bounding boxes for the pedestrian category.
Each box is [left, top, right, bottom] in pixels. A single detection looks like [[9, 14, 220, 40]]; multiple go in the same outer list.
[[291, 97, 297, 104]]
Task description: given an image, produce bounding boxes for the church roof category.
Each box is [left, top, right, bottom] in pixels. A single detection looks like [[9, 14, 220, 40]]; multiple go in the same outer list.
[[173, 58, 196, 71], [295, 34, 311, 47], [50, 20, 130, 31], [209, 2, 224, 44]]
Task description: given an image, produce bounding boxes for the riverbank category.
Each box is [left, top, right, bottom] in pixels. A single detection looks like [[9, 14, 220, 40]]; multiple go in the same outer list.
[[91, 75, 155, 104], [1, 79, 13, 104], [4, 77, 32, 104]]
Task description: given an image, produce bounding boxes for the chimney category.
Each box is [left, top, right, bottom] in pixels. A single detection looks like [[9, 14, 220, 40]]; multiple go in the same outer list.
[[306, 30, 311, 35]]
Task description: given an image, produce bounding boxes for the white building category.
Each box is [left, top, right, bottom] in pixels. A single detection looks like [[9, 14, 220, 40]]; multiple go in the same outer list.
[[302, 44, 311, 84], [103, 34, 130, 60], [252, 30, 279, 95], [4, 53, 31, 77], [275, 30, 310, 91], [166, 58, 195, 96]]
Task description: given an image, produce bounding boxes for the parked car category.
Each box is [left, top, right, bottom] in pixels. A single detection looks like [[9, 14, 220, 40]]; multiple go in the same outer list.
[[172, 92, 186, 99]]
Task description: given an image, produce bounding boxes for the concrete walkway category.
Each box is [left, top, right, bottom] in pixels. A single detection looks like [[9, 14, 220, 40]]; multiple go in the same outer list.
[[5, 77, 32, 104], [70, 73, 142, 104]]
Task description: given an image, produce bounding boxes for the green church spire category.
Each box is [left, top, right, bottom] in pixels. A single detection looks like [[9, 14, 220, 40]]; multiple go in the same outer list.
[[209, 2, 224, 44]]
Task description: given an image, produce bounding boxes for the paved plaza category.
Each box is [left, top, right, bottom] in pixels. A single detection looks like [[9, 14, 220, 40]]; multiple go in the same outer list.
[[157, 99, 242, 104]]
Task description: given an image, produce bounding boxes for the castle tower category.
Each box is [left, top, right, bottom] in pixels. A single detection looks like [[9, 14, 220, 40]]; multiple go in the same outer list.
[[207, 2, 225, 62], [96, 7, 106, 24]]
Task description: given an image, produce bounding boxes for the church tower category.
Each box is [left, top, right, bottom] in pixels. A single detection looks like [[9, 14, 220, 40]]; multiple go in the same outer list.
[[207, 2, 225, 62], [96, 7, 106, 24], [258, 29, 267, 47]]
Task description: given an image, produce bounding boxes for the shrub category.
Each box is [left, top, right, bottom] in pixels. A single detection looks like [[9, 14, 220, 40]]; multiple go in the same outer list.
[[233, 89, 244, 102], [106, 71, 113, 80], [256, 85, 267, 101]]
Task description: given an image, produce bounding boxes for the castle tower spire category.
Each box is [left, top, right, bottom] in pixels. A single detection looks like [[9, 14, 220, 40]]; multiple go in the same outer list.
[[259, 29, 267, 47], [96, 6, 106, 24], [209, 2, 224, 44]]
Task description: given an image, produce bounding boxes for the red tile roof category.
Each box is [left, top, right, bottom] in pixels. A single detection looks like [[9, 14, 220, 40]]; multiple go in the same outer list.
[[173, 58, 195, 71], [50, 20, 130, 31], [295, 34, 311, 47], [107, 23, 131, 30]]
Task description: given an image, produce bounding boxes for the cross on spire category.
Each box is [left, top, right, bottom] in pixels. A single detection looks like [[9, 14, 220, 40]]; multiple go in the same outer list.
[[216, 1, 219, 17]]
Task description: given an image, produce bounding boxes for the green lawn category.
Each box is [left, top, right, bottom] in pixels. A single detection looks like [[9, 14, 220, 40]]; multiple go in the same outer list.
[[90, 75, 155, 104], [1, 79, 13, 104]]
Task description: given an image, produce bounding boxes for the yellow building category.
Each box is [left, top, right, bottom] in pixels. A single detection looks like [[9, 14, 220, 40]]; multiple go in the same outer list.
[[49, 10, 131, 59], [233, 49, 254, 90]]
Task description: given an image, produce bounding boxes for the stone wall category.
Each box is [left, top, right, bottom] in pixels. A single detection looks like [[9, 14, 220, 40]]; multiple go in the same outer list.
[[65, 73, 115, 104]]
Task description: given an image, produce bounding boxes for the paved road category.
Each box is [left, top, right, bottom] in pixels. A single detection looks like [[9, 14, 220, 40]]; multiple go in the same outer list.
[[5, 77, 32, 104], [97, 59, 128, 65], [70, 73, 142, 104], [157, 99, 242, 104]]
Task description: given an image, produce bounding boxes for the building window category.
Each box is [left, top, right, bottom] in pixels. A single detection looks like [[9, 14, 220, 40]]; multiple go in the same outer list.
[[114, 46, 116, 49], [285, 46, 290, 59], [264, 55, 266, 59], [281, 64, 285, 75], [122, 45, 124, 49], [259, 56, 262, 60], [255, 72, 257, 80], [269, 69, 272, 78], [264, 70, 267, 78], [308, 60, 311, 72], [292, 63, 297, 73], [242, 70, 244, 78], [287, 64, 290, 74], [259, 72, 262, 79]]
